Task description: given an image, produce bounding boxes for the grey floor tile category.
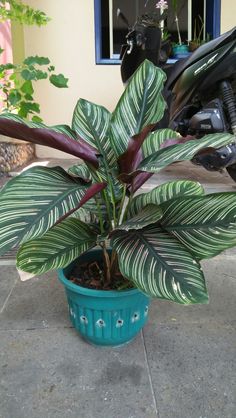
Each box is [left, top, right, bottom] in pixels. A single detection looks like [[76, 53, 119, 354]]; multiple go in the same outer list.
[[0, 328, 156, 418], [143, 323, 236, 418], [0, 267, 18, 313], [142, 251, 236, 418], [0, 272, 69, 331], [147, 258, 236, 329]]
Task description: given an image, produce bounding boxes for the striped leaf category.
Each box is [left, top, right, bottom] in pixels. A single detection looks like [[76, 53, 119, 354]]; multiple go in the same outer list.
[[0, 113, 99, 167], [72, 98, 116, 166], [82, 197, 108, 220], [68, 164, 121, 216], [111, 225, 208, 304], [0, 166, 104, 255], [93, 166, 123, 202], [142, 129, 179, 157], [68, 164, 92, 182], [114, 204, 163, 232], [128, 180, 205, 218], [110, 60, 166, 157], [138, 132, 235, 173], [160, 192, 236, 259], [70, 207, 95, 223], [16, 218, 97, 274]]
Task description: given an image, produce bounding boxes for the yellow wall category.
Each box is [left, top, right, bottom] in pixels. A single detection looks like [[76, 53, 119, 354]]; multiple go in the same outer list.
[[221, 0, 236, 32], [24, 0, 123, 158], [11, 22, 25, 64]]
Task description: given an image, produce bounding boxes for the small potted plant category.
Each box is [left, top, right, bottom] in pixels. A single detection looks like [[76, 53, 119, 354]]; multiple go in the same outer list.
[[170, 0, 190, 58], [0, 60, 235, 347], [189, 15, 207, 52]]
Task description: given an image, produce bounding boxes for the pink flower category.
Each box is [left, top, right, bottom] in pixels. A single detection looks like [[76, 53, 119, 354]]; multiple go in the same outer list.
[[156, 0, 168, 10]]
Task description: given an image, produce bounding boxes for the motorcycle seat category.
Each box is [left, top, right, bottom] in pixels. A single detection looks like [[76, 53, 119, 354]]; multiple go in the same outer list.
[[167, 26, 236, 89]]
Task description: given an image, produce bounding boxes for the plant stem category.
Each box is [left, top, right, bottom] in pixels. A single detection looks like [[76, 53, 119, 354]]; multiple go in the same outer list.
[[104, 170, 118, 227], [94, 195, 104, 234], [100, 241, 111, 283], [110, 249, 118, 277], [120, 190, 134, 224], [117, 184, 127, 225], [95, 171, 114, 230], [175, 15, 182, 45]]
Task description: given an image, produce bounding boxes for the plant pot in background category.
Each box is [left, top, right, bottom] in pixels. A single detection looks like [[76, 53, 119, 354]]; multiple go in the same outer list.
[[58, 249, 150, 347], [172, 44, 191, 59], [189, 41, 199, 52], [0, 135, 34, 173]]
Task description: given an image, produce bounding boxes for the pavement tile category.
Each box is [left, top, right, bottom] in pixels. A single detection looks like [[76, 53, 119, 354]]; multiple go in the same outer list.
[[147, 258, 236, 329], [0, 267, 18, 313], [0, 328, 156, 418], [143, 255, 236, 418], [0, 272, 69, 331], [143, 323, 236, 418]]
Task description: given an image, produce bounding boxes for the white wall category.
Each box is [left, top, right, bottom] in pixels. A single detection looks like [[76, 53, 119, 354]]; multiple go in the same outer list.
[[24, 0, 123, 158], [221, 0, 236, 33]]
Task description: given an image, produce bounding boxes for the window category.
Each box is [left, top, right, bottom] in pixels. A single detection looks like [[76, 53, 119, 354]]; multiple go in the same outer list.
[[94, 0, 221, 64]]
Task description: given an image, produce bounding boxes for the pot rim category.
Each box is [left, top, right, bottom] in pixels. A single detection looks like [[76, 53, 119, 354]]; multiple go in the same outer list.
[[58, 268, 142, 298]]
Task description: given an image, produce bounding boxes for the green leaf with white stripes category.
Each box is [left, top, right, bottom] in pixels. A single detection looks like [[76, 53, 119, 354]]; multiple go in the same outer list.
[[72, 98, 116, 166], [0, 166, 99, 255], [16, 218, 97, 275], [142, 129, 179, 157], [110, 60, 166, 157], [111, 225, 208, 304], [128, 180, 204, 218], [67, 164, 121, 216], [114, 204, 163, 232], [138, 132, 235, 173], [93, 166, 123, 202], [68, 163, 92, 182], [160, 192, 236, 259]]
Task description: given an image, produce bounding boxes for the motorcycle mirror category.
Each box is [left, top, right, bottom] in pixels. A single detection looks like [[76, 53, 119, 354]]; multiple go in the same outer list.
[[117, 8, 130, 29]]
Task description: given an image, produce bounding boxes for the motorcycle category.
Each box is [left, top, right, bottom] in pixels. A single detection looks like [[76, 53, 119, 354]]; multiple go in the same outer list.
[[119, 14, 236, 181]]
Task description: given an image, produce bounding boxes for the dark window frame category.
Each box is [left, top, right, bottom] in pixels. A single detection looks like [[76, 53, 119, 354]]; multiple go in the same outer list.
[[94, 0, 221, 64]]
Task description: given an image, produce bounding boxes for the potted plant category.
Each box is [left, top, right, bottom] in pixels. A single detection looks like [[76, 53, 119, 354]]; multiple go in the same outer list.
[[0, 60, 235, 347], [170, 0, 190, 58], [189, 15, 208, 52]]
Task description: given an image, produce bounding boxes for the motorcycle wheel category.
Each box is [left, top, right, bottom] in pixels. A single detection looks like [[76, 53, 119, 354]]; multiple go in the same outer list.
[[226, 164, 236, 182]]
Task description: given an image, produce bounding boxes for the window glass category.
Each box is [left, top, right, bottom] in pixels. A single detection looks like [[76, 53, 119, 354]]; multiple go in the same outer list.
[[95, 0, 218, 64]]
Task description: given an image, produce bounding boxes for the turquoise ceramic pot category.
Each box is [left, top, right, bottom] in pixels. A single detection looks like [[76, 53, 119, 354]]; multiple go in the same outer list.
[[172, 44, 191, 59], [58, 249, 150, 347]]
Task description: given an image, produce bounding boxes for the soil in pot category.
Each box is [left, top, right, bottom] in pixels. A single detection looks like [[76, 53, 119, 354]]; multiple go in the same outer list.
[[68, 257, 133, 291]]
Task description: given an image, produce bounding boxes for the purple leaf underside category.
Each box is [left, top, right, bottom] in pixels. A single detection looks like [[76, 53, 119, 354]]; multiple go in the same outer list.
[[0, 118, 99, 168], [118, 124, 155, 175]]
